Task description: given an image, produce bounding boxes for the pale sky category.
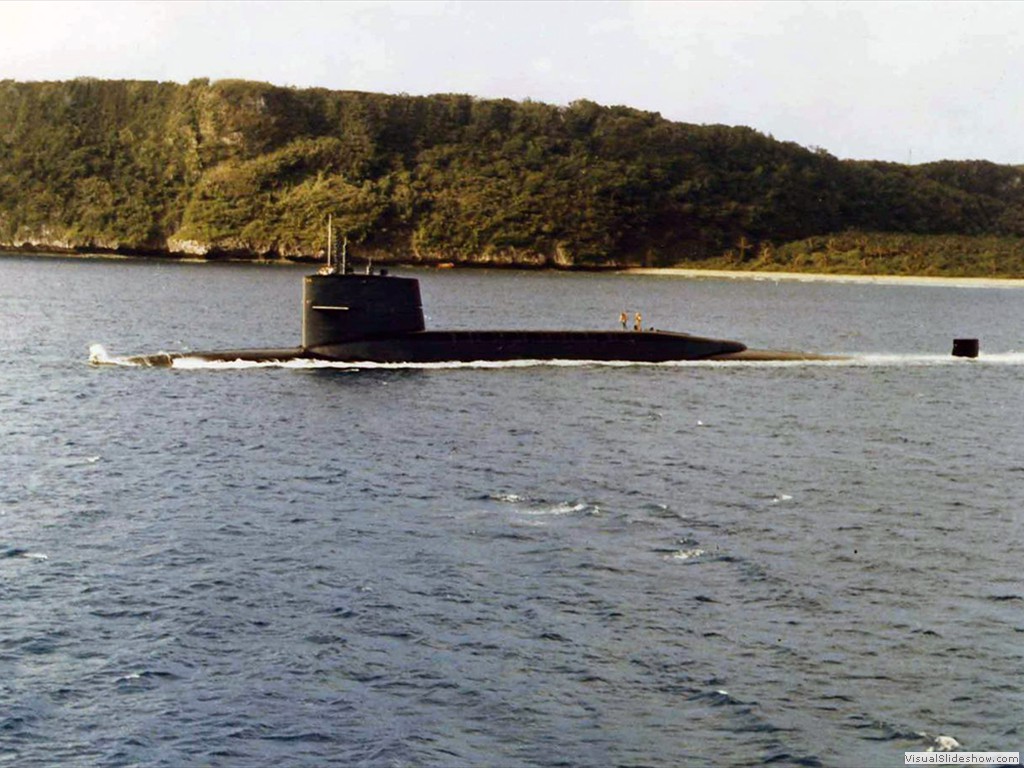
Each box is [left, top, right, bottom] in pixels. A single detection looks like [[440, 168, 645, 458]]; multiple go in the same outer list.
[[2, 0, 1021, 165]]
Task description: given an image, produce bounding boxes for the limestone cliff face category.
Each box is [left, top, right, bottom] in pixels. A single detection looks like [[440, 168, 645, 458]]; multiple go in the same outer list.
[[0, 225, 136, 256], [164, 237, 213, 257], [0, 227, 589, 267]]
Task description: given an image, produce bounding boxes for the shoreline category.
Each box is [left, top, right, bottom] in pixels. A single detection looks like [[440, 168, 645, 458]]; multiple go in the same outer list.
[[0, 248, 315, 266], [624, 267, 1024, 289], [6, 249, 1024, 287]]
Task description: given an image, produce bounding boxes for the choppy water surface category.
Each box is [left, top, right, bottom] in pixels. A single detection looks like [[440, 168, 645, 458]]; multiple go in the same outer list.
[[2, 254, 1023, 766]]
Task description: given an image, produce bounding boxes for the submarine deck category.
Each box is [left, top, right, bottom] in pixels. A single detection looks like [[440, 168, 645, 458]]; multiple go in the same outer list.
[[122, 348, 306, 366]]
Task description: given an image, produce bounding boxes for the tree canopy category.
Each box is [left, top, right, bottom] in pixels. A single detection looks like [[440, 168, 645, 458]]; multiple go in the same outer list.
[[2, 78, 1023, 273]]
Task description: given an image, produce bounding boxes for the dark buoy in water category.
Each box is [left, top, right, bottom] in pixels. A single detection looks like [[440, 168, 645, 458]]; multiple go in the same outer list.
[[952, 338, 979, 358]]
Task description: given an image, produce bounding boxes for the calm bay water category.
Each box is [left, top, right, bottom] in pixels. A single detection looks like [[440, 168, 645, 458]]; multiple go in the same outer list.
[[2, 254, 1023, 766]]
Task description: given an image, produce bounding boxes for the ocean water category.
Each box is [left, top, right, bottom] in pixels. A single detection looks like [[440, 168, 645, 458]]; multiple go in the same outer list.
[[2, 254, 1023, 767]]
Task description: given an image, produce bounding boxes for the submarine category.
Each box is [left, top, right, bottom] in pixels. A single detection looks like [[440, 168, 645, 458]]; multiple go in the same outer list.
[[111, 261, 836, 367]]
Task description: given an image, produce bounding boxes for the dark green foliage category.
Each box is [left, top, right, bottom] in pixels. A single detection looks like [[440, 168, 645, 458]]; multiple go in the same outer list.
[[2, 78, 1024, 273], [759, 231, 1024, 277]]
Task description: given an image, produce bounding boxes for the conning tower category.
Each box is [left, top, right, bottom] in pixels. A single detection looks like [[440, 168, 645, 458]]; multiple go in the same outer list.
[[302, 272, 425, 350]]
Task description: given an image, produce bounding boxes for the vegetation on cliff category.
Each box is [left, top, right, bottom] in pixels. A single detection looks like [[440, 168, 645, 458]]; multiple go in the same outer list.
[[682, 232, 1024, 278], [1, 78, 1023, 273]]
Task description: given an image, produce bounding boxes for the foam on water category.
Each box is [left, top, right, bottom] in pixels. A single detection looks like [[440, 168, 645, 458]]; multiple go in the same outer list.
[[916, 733, 962, 752], [170, 355, 355, 371], [666, 548, 706, 561], [846, 351, 1024, 367], [491, 493, 527, 504], [89, 346, 1024, 370], [488, 493, 601, 517], [180, 351, 1024, 369], [518, 501, 599, 516], [88, 344, 135, 367]]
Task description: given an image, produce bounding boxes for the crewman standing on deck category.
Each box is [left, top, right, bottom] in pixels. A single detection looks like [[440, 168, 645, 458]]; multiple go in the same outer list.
[[619, 311, 628, 329], [634, 312, 642, 332]]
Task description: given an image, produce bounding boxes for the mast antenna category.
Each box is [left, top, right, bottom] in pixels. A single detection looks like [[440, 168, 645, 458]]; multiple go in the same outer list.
[[327, 213, 333, 272]]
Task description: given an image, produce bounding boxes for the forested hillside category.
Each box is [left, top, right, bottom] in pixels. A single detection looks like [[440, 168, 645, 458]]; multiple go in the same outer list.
[[2, 78, 1024, 272]]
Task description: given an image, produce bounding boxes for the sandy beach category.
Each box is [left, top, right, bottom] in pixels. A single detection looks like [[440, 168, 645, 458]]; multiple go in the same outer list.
[[624, 267, 1024, 289]]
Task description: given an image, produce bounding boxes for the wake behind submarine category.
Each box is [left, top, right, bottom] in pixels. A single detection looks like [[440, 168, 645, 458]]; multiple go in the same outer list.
[[110, 257, 842, 367]]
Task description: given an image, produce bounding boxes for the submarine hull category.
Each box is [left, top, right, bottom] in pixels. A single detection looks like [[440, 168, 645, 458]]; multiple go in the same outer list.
[[119, 332, 751, 366], [307, 329, 746, 363], [116, 338, 841, 367], [119, 347, 306, 367], [109, 269, 842, 367]]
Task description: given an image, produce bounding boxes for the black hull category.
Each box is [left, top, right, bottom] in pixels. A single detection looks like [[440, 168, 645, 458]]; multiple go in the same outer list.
[[307, 330, 746, 363], [115, 333, 843, 367], [108, 270, 842, 367]]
